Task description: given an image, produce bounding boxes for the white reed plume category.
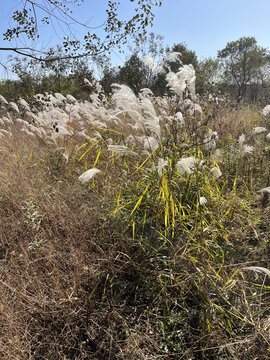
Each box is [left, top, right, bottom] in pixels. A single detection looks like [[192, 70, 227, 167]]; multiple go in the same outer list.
[[262, 105, 270, 116], [166, 64, 196, 99], [111, 84, 143, 124], [15, 118, 26, 125], [242, 144, 254, 154], [137, 136, 159, 152], [0, 129, 12, 137], [139, 88, 154, 99], [54, 93, 66, 102], [84, 78, 92, 87], [192, 103, 203, 115], [18, 98, 31, 111], [9, 102, 20, 113], [211, 166, 222, 179], [52, 126, 72, 140], [178, 65, 196, 99], [91, 120, 108, 128], [77, 130, 90, 141], [144, 56, 166, 75], [140, 98, 157, 118], [25, 123, 44, 137], [2, 116, 13, 124], [25, 111, 38, 123], [95, 82, 102, 94], [144, 56, 155, 70], [144, 136, 159, 151], [0, 95, 9, 105], [66, 94, 77, 103], [48, 109, 70, 127], [242, 266, 270, 278], [204, 129, 218, 150], [89, 93, 101, 108], [157, 158, 168, 178], [174, 112, 185, 126], [79, 168, 101, 184], [167, 52, 182, 63], [111, 84, 139, 111], [154, 65, 166, 75], [258, 186, 270, 194], [140, 103, 160, 138], [166, 72, 184, 97], [238, 133, 254, 154], [253, 126, 267, 135], [108, 145, 138, 157], [125, 134, 136, 146], [266, 132, 270, 141], [199, 197, 207, 206], [46, 94, 63, 107], [176, 156, 198, 175], [238, 134, 245, 147], [21, 128, 36, 137]]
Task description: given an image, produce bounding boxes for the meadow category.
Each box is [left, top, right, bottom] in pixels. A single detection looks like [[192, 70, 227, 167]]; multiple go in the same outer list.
[[0, 54, 269, 359]]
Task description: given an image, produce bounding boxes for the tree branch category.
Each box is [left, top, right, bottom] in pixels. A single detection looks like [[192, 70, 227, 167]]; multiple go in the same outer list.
[[0, 47, 97, 62]]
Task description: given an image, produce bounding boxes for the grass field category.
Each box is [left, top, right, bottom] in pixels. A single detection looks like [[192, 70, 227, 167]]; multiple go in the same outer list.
[[0, 85, 269, 359]]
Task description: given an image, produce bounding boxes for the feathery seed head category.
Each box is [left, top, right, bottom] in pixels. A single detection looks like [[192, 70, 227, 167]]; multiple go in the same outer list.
[[199, 197, 207, 206], [211, 166, 222, 179], [167, 52, 182, 63], [157, 158, 168, 178], [176, 157, 198, 175], [108, 145, 138, 156], [262, 105, 270, 117], [79, 168, 101, 184], [253, 127, 267, 135], [242, 144, 254, 154]]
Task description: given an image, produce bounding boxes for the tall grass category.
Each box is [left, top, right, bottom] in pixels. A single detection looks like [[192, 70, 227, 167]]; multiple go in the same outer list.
[[0, 56, 269, 359]]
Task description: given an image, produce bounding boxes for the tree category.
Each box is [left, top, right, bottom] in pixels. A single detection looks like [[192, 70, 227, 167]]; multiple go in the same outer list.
[[117, 54, 148, 94], [129, 32, 166, 62], [10, 48, 97, 100], [100, 66, 119, 95], [1, 0, 163, 63], [126, 32, 166, 92], [196, 58, 220, 95], [171, 43, 199, 71], [217, 37, 268, 102]]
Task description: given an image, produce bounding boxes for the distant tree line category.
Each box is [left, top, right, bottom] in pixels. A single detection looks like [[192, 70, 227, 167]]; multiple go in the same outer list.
[[0, 35, 270, 104]]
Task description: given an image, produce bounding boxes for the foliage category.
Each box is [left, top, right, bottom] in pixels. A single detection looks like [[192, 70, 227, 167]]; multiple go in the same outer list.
[[218, 36, 269, 102], [117, 54, 148, 94], [1, 51, 96, 101], [196, 57, 220, 95], [2, 0, 163, 61]]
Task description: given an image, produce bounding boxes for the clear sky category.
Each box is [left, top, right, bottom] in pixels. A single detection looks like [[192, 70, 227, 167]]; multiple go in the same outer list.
[[151, 0, 270, 59], [0, 0, 270, 77]]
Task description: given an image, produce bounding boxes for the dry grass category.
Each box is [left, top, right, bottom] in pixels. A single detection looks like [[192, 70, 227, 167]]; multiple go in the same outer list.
[[208, 106, 260, 140], [0, 103, 269, 360]]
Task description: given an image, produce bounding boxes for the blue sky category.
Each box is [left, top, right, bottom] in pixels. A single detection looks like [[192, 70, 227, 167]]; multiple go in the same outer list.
[[0, 0, 270, 77], [151, 0, 270, 59]]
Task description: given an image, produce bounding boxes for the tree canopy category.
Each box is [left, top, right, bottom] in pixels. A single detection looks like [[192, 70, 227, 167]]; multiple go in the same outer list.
[[218, 36, 268, 102], [1, 0, 163, 62]]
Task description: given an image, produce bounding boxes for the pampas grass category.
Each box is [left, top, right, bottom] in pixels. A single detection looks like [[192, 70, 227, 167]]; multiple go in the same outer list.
[[78, 168, 101, 183], [0, 51, 269, 360]]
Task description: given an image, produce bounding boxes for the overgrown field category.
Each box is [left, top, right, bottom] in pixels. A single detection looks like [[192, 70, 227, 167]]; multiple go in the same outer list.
[[0, 75, 269, 359]]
